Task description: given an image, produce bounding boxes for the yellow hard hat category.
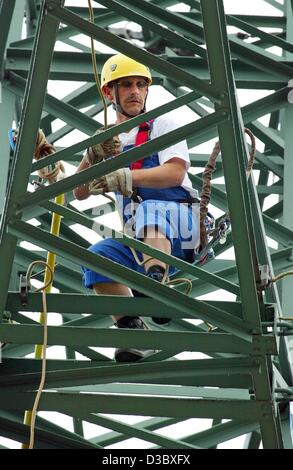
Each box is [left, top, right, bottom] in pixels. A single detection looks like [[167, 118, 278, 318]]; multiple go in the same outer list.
[[101, 54, 152, 90]]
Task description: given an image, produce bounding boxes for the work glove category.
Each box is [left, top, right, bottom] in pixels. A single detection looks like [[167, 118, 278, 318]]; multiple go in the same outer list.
[[89, 168, 133, 197], [86, 125, 122, 166]]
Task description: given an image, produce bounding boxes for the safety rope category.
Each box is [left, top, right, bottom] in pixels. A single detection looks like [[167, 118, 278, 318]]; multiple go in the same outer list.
[[88, 0, 108, 128], [272, 271, 293, 283], [24, 261, 53, 449], [199, 128, 256, 249], [21, 131, 65, 449], [34, 130, 65, 183]]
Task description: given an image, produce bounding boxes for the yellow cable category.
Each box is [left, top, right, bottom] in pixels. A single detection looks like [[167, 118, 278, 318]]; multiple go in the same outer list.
[[22, 194, 65, 449], [28, 289, 48, 449], [88, 0, 108, 128], [272, 271, 293, 283]]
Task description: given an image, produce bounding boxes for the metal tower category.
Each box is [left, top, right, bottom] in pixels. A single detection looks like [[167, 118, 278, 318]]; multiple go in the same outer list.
[[0, 0, 292, 449]]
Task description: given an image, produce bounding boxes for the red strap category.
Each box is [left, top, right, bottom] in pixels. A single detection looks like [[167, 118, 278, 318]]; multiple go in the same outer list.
[[130, 120, 153, 170]]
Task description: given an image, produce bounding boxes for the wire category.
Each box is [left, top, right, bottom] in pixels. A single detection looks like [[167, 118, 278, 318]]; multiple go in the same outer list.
[[22, 130, 65, 448], [24, 261, 53, 450], [34, 130, 65, 183], [166, 277, 192, 295], [28, 289, 48, 449], [26, 261, 54, 293], [271, 271, 293, 283], [199, 128, 256, 250], [88, 0, 108, 128], [244, 127, 256, 178]]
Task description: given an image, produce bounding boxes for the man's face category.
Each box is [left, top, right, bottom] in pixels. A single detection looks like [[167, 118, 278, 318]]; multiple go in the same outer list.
[[106, 76, 149, 116]]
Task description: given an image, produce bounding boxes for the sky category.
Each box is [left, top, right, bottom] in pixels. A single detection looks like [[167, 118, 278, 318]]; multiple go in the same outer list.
[[2, 0, 288, 450]]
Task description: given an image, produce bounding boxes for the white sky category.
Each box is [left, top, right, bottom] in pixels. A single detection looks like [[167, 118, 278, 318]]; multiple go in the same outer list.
[[5, 0, 288, 450]]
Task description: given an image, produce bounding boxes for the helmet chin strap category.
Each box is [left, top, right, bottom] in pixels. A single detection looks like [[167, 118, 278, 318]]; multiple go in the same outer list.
[[113, 83, 148, 118]]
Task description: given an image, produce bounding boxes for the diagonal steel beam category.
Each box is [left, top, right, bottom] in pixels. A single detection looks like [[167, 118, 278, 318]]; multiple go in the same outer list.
[[5, 72, 99, 135], [228, 15, 293, 54], [0, 0, 16, 72], [40, 199, 240, 295], [46, 1, 222, 101], [0, 0, 65, 321], [7, 220, 252, 339], [18, 111, 227, 209], [0, 390, 276, 421], [97, 0, 207, 59], [201, 0, 263, 329]]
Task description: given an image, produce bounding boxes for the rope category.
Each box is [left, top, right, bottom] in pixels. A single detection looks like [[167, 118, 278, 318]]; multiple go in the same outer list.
[[199, 128, 256, 249], [272, 271, 293, 283], [24, 261, 53, 450], [34, 130, 65, 183], [244, 127, 256, 177], [21, 131, 64, 448], [88, 0, 108, 128], [199, 141, 220, 248]]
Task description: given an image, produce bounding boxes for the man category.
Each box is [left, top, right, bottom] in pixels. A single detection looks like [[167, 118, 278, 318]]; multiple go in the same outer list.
[[74, 54, 200, 362]]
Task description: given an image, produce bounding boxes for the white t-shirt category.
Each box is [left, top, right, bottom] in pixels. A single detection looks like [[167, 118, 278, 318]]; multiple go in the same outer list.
[[119, 115, 198, 198]]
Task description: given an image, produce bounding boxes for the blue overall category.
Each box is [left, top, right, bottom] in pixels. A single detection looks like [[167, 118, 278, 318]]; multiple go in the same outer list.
[[82, 130, 199, 288]]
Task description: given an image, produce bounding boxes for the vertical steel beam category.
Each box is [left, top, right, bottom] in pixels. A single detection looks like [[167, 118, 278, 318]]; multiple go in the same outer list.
[[0, 0, 25, 214], [281, 0, 293, 376], [25, 0, 40, 37], [0, 0, 65, 320], [200, 0, 281, 448], [200, 0, 262, 329], [0, 0, 16, 72]]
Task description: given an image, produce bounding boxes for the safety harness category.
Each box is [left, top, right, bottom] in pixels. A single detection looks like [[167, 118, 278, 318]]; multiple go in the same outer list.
[[128, 120, 232, 266], [130, 119, 154, 170]]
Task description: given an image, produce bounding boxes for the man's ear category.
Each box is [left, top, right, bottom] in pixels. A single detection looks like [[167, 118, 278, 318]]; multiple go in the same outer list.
[[103, 85, 114, 102]]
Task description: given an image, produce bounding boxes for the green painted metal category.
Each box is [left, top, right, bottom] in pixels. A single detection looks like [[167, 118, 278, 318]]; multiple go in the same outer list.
[[0, 0, 292, 449], [201, 1, 263, 330], [5, 72, 99, 135], [0, 410, 100, 449], [7, 46, 292, 89], [0, 0, 25, 214], [0, 0, 16, 73], [281, 0, 293, 376], [0, 389, 277, 421]]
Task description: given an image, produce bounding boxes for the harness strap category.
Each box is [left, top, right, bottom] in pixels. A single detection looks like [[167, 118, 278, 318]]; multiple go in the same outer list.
[[130, 119, 154, 170]]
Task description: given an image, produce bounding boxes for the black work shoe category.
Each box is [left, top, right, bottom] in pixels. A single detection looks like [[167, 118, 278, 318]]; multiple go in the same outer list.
[[147, 266, 171, 325], [114, 316, 156, 362]]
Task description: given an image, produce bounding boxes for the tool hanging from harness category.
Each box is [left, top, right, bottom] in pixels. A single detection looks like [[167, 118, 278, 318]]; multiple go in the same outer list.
[[194, 128, 256, 265]]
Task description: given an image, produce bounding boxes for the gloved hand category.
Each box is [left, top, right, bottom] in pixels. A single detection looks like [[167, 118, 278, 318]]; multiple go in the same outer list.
[[89, 168, 133, 197], [86, 125, 122, 166]]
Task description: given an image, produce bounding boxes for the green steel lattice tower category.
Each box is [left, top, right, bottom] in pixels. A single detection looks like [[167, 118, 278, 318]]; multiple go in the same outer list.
[[0, 0, 292, 449]]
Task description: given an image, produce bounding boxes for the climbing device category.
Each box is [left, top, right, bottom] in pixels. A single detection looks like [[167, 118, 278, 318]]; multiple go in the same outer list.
[[194, 128, 256, 265]]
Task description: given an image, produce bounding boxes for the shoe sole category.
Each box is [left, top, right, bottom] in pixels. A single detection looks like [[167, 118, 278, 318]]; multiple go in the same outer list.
[[152, 317, 171, 325], [115, 348, 157, 363], [115, 348, 144, 363]]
